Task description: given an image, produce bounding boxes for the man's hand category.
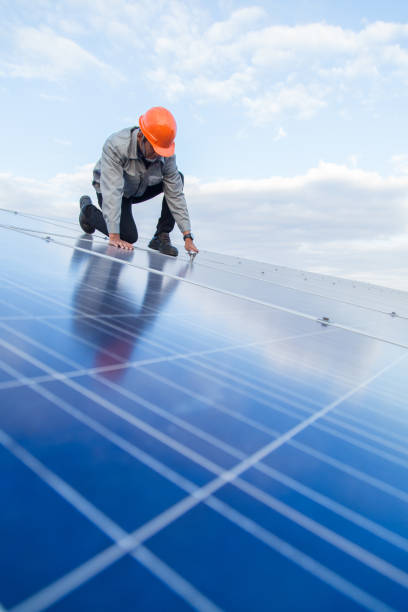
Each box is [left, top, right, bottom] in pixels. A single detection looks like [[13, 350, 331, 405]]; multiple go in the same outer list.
[[109, 233, 134, 250], [184, 238, 199, 253]]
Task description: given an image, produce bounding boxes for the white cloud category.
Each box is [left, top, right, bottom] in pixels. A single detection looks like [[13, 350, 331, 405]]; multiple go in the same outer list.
[[243, 84, 328, 123], [40, 93, 66, 102], [0, 164, 94, 218], [3, 4, 408, 123], [390, 154, 408, 175], [54, 139, 72, 146], [4, 26, 123, 82], [273, 127, 287, 141], [206, 6, 267, 43], [144, 13, 408, 122], [2, 160, 408, 289]]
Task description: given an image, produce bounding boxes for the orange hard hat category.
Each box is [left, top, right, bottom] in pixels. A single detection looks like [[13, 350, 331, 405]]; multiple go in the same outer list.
[[139, 106, 177, 157]]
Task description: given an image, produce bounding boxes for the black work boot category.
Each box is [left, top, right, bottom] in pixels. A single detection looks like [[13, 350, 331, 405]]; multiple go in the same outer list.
[[148, 232, 178, 257], [79, 195, 95, 234]]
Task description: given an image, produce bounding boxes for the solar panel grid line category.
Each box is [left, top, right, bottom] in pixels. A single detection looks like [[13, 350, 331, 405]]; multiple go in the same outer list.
[[131, 547, 223, 612], [10, 544, 126, 612], [367, 377, 408, 406], [10, 493, 393, 612], [0, 224, 108, 245], [1, 256, 276, 322], [0, 279, 182, 358], [313, 418, 408, 462], [0, 357, 210, 501], [3, 328, 408, 513], [0, 270, 266, 360], [198, 348, 359, 404], [198, 354, 398, 432], [2, 363, 398, 611], [151, 357, 408, 467], [0, 218, 403, 597], [3, 339, 408, 524], [3, 338, 408, 608], [204, 497, 395, 612], [0, 430, 222, 612], [0, 312, 329, 455], [338, 402, 408, 429], [8, 214, 400, 324], [0, 360, 61, 390], [2, 334, 408, 586], [93, 362, 408, 550], [92, 372, 249, 460], [252, 462, 408, 553], [70, 369, 408, 554], [289, 437, 408, 504], [0, 326, 332, 394], [0, 213, 86, 235], [146, 358, 408, 460], [96, 240, 407, 321], [141, 358, 310, 422], [233, 476, 408, 588], [0, 263, 334, 362], [11, 262, 404, 388], [0, 310, 335, 392], [200, 326, 389, 391], [181, 355, 324, 412], [169, 246, 407, 311], [136, 362, 408, 502], [0, 337, 233, 477], [0, 208, 80, 227], [7, 229, 408, 350], [7, 412, 404, 603], [0, 207, 397, 298], [225, 339, 408, 405], [0, 313, 201, 322], [326, 409, 408, 448], [0, 282, 73, 317], [28, 274, 244, 347], [9, 304, 173, 361], [159, 250, 408, 320], [32, 317, 148, 367], [3, 208, 408, 320], [25, 227, 408, 329], [66, 277, 263, 345]]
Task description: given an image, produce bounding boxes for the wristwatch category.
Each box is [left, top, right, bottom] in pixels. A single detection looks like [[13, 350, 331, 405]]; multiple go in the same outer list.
[[183, 233, 194, 241]]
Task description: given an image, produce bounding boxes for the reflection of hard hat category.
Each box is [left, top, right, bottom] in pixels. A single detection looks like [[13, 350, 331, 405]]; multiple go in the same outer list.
[[139, 106, 177, 157]]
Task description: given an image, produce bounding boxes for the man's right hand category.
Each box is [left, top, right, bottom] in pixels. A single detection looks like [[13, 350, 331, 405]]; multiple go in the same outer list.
[[109, 233, 134, 250]]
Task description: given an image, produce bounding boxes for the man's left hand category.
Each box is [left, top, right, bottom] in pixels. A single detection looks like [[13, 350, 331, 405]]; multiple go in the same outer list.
[[184, 238, 199, 253]]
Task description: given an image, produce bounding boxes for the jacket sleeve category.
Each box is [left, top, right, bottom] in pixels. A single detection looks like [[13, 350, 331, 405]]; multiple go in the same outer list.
[[163, 155, 191, 234], [100, 139, 125, 234]]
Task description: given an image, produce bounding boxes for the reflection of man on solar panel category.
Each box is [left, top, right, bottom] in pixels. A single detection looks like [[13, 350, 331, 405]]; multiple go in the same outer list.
[[70, 237, 188, 380], [78, 106, 199, 257]]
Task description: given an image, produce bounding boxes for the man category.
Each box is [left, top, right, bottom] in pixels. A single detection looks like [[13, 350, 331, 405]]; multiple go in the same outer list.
[[78, 106, 199, 256]]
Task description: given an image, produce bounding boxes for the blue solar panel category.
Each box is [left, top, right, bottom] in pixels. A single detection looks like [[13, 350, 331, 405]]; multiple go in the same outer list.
[[1, 209, 408, 611]]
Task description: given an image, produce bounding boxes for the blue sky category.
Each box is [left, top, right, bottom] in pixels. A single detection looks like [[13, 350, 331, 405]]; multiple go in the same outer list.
[[1, 0, 408, 289]]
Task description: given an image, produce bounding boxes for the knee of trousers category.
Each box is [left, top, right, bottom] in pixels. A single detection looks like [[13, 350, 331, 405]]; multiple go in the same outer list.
[[179, 172, 184, 186]]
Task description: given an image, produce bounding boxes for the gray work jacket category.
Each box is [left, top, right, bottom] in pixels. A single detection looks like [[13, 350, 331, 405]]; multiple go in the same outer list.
[[92, 126, 191, 235]]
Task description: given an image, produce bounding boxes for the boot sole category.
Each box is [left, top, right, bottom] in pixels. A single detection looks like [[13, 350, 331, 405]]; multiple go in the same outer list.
[[159, 248, 178, 257], [79, 212, 95, 234]]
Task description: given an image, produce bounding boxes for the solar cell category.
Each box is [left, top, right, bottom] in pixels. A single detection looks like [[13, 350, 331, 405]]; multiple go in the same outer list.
[[1, 209, 408, 611]]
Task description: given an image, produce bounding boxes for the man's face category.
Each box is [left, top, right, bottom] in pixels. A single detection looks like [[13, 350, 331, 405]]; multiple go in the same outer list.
[[138, 132, 159, 162]]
